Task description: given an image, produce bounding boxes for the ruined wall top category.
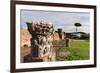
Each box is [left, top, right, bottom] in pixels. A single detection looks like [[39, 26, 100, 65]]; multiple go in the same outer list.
[[26, 20, 54, 36]]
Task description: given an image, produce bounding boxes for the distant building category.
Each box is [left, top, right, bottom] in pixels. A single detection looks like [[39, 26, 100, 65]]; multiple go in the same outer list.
[[65, 32, 88, 39]]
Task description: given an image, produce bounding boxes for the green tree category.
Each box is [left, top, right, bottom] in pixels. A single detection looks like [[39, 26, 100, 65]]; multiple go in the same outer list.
[[74, 23, 82, 32]]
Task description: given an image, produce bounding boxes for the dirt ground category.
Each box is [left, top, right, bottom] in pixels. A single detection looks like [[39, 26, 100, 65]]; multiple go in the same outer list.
[[21, 48, 31, 62]]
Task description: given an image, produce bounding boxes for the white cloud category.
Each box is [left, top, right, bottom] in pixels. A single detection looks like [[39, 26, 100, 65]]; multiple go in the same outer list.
[[21, 10, 90, 33]]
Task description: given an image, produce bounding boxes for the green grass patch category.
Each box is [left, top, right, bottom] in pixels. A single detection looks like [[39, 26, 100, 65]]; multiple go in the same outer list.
[[56, 39, 90, 61]]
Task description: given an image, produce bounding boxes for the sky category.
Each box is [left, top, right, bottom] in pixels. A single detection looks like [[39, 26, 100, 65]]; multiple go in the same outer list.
[[20, 9, 90, 33]]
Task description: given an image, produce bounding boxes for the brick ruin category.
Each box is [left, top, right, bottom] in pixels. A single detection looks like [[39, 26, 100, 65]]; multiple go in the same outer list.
[[23, 21, 69, 62]]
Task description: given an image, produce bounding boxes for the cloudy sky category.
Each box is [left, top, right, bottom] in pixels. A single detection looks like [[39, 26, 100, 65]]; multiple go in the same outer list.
[[20, 9, 90, 33]]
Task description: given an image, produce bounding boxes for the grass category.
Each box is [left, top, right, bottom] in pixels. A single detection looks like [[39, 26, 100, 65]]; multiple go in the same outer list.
[[56, 39, 90, 61]]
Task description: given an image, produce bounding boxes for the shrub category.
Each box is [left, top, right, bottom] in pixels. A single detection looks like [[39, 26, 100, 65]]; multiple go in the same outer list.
[[22, 44, 28, 48]]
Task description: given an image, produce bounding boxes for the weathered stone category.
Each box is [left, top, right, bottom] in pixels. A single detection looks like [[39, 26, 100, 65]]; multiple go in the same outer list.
[[26, 21, 54, 62]]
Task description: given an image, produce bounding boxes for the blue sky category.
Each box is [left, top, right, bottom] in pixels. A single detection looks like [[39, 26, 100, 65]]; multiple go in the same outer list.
[[20, 9, 90, 33]]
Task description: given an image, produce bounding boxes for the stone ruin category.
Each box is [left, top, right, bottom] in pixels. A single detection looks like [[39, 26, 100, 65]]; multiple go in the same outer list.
[[25, 21, 55, 62]]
